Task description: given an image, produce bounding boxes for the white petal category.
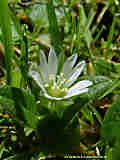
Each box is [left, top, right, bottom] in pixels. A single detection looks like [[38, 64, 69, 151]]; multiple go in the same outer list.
[[65, 88, 89, 98], [30, 70, 46, 92], [68, 80, 93, 93], [48, 48, 58, 76], [62, 54, 78, 79], [44, 93, 64, 100], [66, 61, 85, 87], [39, 50, 49, 82]]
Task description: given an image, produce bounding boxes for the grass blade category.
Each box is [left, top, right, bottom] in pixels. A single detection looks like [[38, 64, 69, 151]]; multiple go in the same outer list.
[[47, 0, 61, 53], [105, 16, 116, 59], [0, 0, 13, 84]]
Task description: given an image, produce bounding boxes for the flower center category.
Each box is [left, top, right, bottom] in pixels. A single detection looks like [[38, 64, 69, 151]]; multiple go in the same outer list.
[[44, 73, 68, 98]]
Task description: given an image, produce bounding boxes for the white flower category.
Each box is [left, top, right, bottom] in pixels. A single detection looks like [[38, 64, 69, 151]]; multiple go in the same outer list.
[[29, 48, 92, 100]]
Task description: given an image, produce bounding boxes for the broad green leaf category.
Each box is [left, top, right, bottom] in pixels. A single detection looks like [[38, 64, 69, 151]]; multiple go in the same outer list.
[[11, 87, 37, 115], [88, 80, 113, 100], [88, 75, 110, 84], [22, 107, 39, 129], [104, 96, 120, 123], [99, 80, 120, 99], [102, 97, 120, 160], [102, 121, 120, 146], [55, 100, 74, 118], [0, 86, 38, 124], [61, 97, 89, 128]]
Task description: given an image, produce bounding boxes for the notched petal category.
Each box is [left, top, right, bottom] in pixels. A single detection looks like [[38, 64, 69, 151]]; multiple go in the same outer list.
[[68, 80, 93, 92], [40, 50, 47, 66], [65, 88, 89, 98], [30, 70, 46, 92], [62, 54, 78, 79], [39, 50, 49, 82], [66, 61, 86, 87], [48, 48, 58, 75], [66, 80, 92, 98]]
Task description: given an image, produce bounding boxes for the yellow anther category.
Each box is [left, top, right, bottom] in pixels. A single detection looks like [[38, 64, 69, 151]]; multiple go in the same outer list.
[[62, 88, 68, 92], [44, 83, 49, 88], [60, 73, 64, 77]]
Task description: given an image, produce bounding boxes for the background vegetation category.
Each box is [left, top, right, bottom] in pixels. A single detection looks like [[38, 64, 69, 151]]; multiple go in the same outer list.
[[0, 0, 120, 159]]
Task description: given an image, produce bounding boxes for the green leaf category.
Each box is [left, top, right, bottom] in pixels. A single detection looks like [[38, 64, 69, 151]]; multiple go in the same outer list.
[[78, 5, 92, 48], [99, 80, 120, 99], [22, 107, 39, 129], [88, 103, 103, 125], [0, 141, 7, 159], [0, 85, 13, 99], [88, 80, 113, 100], [11, 87, 37, 116], [11, 70, 22, 88], [55, 100, 74, 118], [105, 146, 112, 160], [81, 105, 95, 125], [47, 0, 61, 53], [20, 25, 29, 82], [102, 97, 120, 157], [95, 58, 116, 75], [9, 7, 21, 36], [61, 97, 89, 128], [104, 96, 120, 123], [105, 16, 116, 59], [102, 121, 120, 146], [0, 86, 38, 125], [88, 75, 110, 84], [0, 96, 16, 115], [0, 0, 13, 84], [57, 51, 65, 74]]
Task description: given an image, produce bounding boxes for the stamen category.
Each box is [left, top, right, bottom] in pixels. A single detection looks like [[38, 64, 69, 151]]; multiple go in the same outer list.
[[44, 73, 68, 98], [44, 83, 49, 88]]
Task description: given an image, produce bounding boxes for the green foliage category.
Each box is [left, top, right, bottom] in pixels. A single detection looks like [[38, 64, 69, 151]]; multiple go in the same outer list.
[[1, 0, 120, 159], [47, 0, 61, 53], [102, 97, 120, 160], [0, 0, 13, 84], [78, 5, 93, 48], [29, 4, 49, 29]]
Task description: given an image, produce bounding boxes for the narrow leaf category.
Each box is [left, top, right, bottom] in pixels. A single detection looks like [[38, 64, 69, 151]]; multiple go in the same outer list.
[[0, 0, 13, 84], [47, 0, 61, 53]]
